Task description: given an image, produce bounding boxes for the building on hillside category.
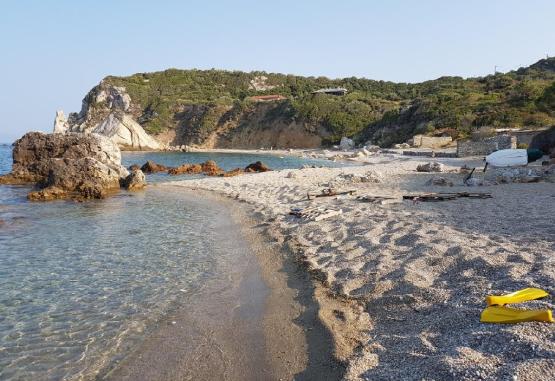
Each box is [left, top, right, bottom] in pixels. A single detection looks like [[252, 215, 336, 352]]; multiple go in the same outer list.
[[311, 87, 348, 96], [248, 95, 287, 102]]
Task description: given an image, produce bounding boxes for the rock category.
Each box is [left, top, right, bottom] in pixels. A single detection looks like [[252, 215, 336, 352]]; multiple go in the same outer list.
[[53, 110, 69, 133], [141, 160, 169, 173], [244, 161, 270, 173], [222, 168, 243, 177], [286, 171, 297, 179], [484, 166, 545, 183], [465, 178, 485, 186], [92, 113, 160, 150], [0, 132, 128, 201], [339, 137, 354, 150], [95, 85, 132, 112], [129, 164, 141, 171], [121, 169, 146, 190], [416, 162, 444, 172], [201, 160, 223, 176], [168, 163, 202, 175], [394, 143, 411, 149], [426, 177, 453, 186], [28, 186, 67, 201]]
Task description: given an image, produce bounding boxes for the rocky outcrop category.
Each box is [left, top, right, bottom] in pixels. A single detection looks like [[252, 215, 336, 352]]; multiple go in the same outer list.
[[0, 132, 132, 200], [54, 83, 160, 150]]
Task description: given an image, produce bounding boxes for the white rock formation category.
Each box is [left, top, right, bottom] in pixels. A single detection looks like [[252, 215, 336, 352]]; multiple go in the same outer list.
[[339, 137, 355, 150], [53, 85, 160, 150], [93, 113, 160, 150], [53, 110, 69, 133], [95, 86, 132, 111]]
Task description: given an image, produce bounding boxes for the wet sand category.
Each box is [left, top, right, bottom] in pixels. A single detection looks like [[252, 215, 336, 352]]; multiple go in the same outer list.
[[102, 189, 344, 381]]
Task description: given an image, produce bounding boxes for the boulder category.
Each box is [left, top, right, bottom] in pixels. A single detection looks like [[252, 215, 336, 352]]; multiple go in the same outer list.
[[141, 160, 169, 173], [201, 160, 223, 176], [244, 161, 270, 173], [339, 137, 354, 150], [416, 162, 444, 173], [121, 169, 146, 191], [0, 132, 128, 200]]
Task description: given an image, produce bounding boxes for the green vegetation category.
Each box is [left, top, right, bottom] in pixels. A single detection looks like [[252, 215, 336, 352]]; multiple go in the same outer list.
[[101, 58, 555, 147]]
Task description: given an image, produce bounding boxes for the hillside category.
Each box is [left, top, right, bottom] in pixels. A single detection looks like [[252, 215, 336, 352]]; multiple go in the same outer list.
[[62, 58, 555, 149]]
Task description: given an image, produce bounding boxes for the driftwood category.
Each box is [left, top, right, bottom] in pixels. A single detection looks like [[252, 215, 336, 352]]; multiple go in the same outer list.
[[403, 192, 492, 202], [307, 188, 356, 200]]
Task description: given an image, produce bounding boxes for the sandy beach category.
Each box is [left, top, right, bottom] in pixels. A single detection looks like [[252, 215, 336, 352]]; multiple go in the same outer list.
[[166, 152, 555, 380]]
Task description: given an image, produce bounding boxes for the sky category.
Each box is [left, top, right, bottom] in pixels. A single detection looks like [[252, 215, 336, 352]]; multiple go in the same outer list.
[[0, 0, 554, 142]]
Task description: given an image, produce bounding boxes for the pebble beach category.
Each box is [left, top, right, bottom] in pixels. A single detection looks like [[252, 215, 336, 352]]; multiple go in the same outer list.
[[169, 152, 555, 380]]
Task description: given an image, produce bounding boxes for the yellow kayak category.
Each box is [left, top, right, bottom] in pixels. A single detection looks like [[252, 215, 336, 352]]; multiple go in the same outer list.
[[481, 306, 553, 324], [486, 288, 549, 306]]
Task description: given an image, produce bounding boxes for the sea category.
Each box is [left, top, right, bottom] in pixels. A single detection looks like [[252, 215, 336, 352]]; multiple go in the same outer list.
[[0, 144, 345, 380]]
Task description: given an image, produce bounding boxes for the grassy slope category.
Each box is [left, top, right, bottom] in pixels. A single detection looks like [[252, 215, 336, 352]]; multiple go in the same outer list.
[[102, 58, 555, 147]]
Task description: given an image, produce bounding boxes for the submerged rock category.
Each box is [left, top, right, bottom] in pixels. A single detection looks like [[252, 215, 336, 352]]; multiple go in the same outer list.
[[244, 161, 270, 173], [0, 132, 129, 201], [168, 163, 203, 175]]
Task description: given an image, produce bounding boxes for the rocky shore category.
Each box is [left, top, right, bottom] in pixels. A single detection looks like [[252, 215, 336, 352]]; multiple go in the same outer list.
[[0, 132, 145, 200], [168, 154, 555, 380]]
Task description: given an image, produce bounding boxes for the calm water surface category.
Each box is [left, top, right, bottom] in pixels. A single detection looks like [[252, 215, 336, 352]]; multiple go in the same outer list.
[[0, 145, 342, 380]]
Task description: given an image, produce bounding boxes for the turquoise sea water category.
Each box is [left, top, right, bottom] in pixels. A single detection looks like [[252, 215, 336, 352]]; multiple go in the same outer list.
[[0, 145, 341, 380]]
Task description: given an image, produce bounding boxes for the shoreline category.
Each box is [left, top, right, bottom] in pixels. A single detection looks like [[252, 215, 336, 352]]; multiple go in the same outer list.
[[103, 188, 345, 381], [167, 155, 554, 380]]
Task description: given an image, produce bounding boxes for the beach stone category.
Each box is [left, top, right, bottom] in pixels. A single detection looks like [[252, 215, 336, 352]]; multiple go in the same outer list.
[[426, 176, 453, 186], [121, 169, 146, 190], [141, 160, 169, 173], [128, 164, 141, 171], [416, 162, 444, 172], [286, 171, 298, 179], [244, 161, 270, 173], [0, 132, 128, 201]]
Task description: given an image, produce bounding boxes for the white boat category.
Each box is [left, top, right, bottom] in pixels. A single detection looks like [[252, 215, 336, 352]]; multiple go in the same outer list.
[[485, 149, 528, 167]]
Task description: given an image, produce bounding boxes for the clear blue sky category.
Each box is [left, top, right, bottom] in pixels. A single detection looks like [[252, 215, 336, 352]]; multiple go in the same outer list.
[[1, 0, 553, 142]]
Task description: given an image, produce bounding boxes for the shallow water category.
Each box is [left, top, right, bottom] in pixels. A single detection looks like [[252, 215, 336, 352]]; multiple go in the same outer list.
[[0, 145, 341, 380]]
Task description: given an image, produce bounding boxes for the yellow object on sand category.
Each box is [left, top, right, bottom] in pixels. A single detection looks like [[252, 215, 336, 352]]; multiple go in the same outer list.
[[486, 288, 549, 306], [480, 306, 553, 324]]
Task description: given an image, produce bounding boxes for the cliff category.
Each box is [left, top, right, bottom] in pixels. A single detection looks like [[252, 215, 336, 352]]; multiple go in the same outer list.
[[55, 58, 555, 149]]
